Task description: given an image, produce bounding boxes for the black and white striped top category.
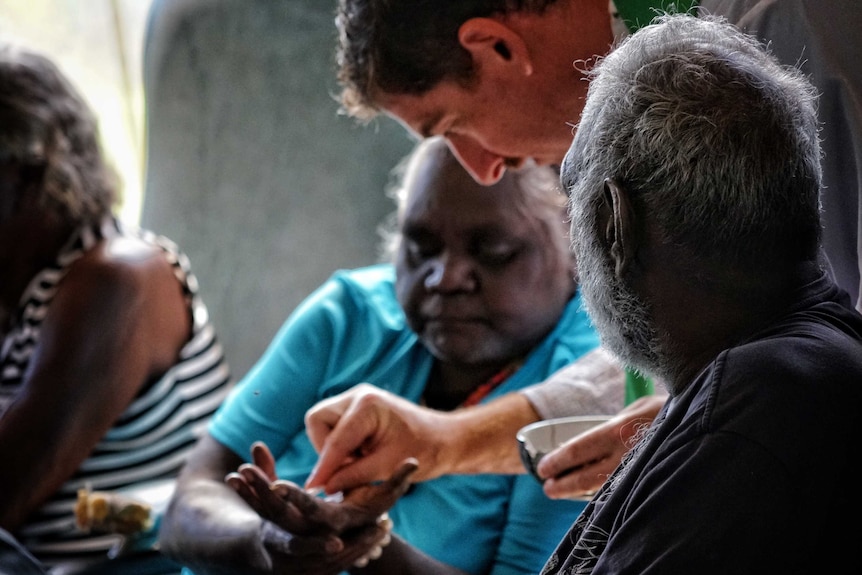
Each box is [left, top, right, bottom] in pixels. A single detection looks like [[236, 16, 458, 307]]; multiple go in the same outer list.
[[0, 218, 233, 567]]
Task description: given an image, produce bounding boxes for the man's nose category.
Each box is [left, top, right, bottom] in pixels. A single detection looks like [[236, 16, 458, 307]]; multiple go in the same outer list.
[[445, 135, 507, 185]]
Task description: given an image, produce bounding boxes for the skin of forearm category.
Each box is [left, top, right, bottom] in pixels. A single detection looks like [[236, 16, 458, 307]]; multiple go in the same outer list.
[[439, 392, 540, 476], [158, 479, 270, 575], [351, 534, 470, 575]]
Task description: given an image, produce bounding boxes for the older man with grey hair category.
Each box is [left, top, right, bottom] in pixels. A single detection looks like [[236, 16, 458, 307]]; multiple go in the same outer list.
[[543, 13, 862, 574]]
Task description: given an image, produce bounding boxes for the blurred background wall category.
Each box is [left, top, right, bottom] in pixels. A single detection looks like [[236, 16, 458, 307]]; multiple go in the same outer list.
[[1, 0, 415, 382], [140, 0, 414, 381]]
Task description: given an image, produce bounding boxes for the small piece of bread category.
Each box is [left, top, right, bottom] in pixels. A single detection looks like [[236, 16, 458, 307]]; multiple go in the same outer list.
[[74, 488, 153, 535]]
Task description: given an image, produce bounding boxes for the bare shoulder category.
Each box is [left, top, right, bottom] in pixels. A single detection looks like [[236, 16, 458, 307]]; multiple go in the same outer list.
[[54, 233, 191, 370], [65, 234, 181, 300]]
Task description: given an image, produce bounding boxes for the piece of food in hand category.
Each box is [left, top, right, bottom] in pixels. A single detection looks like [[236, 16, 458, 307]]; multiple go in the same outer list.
[[74, 488, 153, 535]]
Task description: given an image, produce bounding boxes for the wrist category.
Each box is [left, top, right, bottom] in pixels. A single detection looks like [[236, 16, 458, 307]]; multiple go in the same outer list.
[[353, 513, 393, 568], [443, 394, 539, 475]]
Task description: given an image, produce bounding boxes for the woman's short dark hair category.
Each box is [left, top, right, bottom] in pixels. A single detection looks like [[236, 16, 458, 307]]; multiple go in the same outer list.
[[0, 44, 118, 225]]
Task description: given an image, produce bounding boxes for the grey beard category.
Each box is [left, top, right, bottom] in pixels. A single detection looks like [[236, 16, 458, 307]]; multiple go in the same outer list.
[[573, 218, 667, 381]]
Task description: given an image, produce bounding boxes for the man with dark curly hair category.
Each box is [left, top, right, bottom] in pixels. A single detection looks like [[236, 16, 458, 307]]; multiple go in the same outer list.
[[306, 0, 862, 507]]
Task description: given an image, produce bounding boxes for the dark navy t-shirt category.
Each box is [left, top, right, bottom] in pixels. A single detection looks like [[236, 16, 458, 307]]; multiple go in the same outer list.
[[543, 272, 862, 574]]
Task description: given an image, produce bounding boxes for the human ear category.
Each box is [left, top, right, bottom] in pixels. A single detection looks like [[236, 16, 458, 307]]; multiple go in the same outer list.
[[458, 17, 533, 76], [603, 178, 635, 278]]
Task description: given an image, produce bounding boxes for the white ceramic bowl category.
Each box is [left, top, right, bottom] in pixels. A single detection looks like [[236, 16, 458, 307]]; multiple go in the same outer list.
[[516, 415, 613, 485]]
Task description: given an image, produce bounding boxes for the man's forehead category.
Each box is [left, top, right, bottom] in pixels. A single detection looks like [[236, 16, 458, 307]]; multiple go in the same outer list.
[[377, 80, 477, 140], [380, 92, 444, 138]]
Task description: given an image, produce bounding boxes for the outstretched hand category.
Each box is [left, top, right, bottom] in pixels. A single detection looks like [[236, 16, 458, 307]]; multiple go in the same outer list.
[[304, 384, 446, 493], [229, 441, 417, 533], [537, 394, 665, 499], [225, 441, 418, 572]]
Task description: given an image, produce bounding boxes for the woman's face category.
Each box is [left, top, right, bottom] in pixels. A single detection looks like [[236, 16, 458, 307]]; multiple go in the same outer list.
[[395, 147, 576, 368]]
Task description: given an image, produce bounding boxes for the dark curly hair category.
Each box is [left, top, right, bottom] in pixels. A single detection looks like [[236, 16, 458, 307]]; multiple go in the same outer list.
[[0, 43, 118, 225], [335, 0, 560, 121]]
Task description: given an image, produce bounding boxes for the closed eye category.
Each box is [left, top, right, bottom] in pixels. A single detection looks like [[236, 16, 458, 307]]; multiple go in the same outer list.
[[473, 239, 521, 268], [403, 232, 440, 265]]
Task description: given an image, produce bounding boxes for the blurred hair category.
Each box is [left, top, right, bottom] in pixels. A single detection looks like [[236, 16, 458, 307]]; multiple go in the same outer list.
[[0, 43, 118, 225], [335, 0, 561, 121], [378, 136, 564, 262], [564, 13, 822, 278]]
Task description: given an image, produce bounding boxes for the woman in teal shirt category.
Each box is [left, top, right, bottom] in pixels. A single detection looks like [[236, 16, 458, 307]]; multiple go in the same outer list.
[[160, 137, 617, 575]]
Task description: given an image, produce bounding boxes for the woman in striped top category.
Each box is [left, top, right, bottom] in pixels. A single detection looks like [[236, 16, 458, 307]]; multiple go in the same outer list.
[[0, 43, 233, 572]]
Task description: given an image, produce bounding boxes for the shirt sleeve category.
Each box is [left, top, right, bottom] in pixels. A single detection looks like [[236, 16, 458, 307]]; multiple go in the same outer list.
[[208, 275, 355, 461], [520, 347, 626, 420]]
